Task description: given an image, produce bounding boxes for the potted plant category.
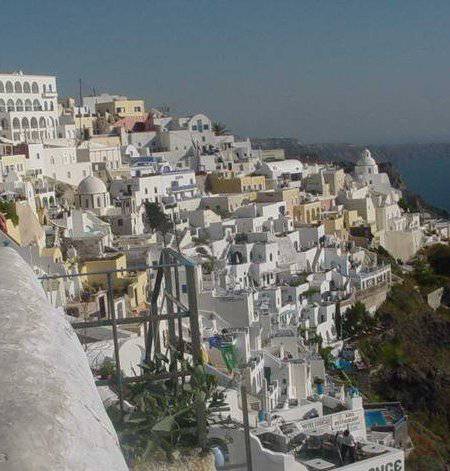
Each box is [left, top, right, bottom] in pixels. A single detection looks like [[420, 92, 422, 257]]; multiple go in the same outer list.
[[313, 377, 325, 395], [111, 348, 227, 470]]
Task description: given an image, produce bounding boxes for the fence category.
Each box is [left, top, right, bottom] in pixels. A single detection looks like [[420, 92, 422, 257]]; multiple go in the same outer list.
[[39, 247, 207, 449]]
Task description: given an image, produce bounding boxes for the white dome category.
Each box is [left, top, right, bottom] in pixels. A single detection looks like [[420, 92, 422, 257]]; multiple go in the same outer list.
[[357, 148, 376, 166], [78, 176, 107, 194]]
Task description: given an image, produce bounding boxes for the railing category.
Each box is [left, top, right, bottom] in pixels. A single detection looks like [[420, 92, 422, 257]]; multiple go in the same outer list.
[[39, 247, 208, 450]]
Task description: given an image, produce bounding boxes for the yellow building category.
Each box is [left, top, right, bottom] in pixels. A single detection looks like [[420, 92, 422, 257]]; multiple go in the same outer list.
[[96, 99, 145, 118], [343, 209, 362, 228], [293, 200, 322, 224], [322, 214, 345, 235], [256, 188, 300, 218], [78, 253, 148, 311], [0, 153, 27, 177], [207, 173, 266, 194]]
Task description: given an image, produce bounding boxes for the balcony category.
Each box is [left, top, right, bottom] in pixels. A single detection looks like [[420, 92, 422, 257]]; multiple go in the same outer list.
[[41, 91, 57, 99]]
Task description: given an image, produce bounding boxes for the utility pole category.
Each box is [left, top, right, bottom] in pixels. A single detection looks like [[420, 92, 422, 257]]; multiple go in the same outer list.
[[79, 78, 83, 107], [78, 79, 83, 142]]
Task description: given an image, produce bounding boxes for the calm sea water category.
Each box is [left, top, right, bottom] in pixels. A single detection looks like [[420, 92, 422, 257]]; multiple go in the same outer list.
[[394, 157, 450, 214]]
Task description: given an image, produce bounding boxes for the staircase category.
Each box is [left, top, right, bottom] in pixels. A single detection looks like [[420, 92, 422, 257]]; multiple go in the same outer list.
[[312, 245, 322, 272]]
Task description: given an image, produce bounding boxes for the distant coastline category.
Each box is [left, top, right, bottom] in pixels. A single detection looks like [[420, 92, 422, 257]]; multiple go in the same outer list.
[[251, 139, 450, 216]]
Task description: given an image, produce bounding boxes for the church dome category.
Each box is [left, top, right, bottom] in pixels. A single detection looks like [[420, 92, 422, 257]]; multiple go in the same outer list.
[[357, 148, 376, 166], [78, 176, 107, 194]]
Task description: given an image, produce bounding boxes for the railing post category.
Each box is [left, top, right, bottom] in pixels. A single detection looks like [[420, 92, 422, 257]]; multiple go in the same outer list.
[[185, 263, 207, 451], [241, 384, 253, 471], [163, 251, 176, 348], [107, 272, 124, 414]]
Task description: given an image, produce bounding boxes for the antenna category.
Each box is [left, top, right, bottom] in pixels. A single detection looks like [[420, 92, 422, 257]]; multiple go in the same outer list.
[[78, 79, 83, 143]]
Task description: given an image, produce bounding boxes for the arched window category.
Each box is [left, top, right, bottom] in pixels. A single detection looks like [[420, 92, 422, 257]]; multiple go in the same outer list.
[[0, 99, 5, 112], [16, 99, 23, 111], [30, 117, 38, 129], [97, 196, 102, 206], [50, 101, 54, 111], [12, 118, 20, 129], [21, 117, 29, 129], [25, 99, 32, 111], [43, 84, 46, 93], [44, 101, 48, 111], [14, 82, 22, 93], [1, 118, 9, 130], [31, 82, 39, 93], [39, 117, 46, 128], [7, 99, 15, 111], [0, 81, 4, 93], [23, 82, 30, 93], [33, 99, 41, 111], [5, 81, 13, 93]]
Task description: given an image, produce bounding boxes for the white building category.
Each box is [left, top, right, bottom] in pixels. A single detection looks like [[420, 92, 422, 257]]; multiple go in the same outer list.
[[76, 141, 122, 171], [0, 71, 59, 143], [24, 142, 93, 185]]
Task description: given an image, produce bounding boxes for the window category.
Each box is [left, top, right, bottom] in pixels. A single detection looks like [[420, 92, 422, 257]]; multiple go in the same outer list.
[[203, 124, 209, 130], [118, 219, 123, 226], [191, 125, 197, 131], [67, 171, 71, 178], [134, 106, 141, 112]]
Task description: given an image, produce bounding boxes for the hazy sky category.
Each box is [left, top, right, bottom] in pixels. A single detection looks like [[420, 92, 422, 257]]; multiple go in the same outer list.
[[2, 0, 450, 144]]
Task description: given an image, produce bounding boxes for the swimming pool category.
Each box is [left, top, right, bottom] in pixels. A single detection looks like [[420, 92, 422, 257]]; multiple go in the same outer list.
[[365, 410, 388, 428]]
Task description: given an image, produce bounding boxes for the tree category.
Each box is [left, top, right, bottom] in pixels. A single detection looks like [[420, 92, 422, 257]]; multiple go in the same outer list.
[[212, 122, 229, 136], [342, 301, 374, 338], [319, 345, 335, 370], [0, 200, 18, 225], [144, 202, 173, 245], [427, 244, 450, 277]]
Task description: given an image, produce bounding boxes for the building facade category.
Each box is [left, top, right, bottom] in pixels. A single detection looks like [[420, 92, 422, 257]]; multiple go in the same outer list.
[[0, 72, 59, 142]]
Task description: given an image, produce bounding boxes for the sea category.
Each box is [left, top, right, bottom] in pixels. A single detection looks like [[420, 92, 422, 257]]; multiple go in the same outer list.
[[393, 156, 450, 214]]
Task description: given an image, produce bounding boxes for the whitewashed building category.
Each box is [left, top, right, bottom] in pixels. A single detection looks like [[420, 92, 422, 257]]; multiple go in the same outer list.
[[0, 71, 59, 142]]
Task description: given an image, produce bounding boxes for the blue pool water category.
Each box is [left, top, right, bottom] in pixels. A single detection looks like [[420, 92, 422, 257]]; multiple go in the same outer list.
[[334, 358, 353, 371], [365, 410, 388, 428]]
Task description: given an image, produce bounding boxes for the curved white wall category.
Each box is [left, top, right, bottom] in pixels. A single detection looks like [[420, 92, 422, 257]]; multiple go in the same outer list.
[[0, 247, 128, 470]]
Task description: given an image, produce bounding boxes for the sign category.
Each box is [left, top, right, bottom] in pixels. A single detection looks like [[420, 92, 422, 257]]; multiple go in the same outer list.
[[296, 409, 364, 434], [332, 410, 363, 433], [368, 458, 403, 471]]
